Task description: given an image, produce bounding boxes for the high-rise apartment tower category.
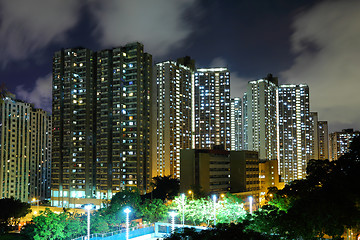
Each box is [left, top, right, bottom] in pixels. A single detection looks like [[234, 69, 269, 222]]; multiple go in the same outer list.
[[153, 58, 193, 178], [52, 42, 152, 208], [0, 97, 51, 202], [193, 68, 231, 150], [329, 129, 360, 161], [231, 97, 243, 150], [278, 84, 311, 182], [243, 74, 278, 161]]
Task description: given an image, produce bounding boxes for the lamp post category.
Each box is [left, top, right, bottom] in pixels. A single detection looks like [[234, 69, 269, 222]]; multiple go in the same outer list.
[[169, 211, 178, 234], [212, 195, 217, 226], [124, 208, 131, 240], [188, 190, 193, 199], [32, 198, 39, 215], [248, 196, 253, 214], [181, 193, 185, 228], [84, 204, 92, 240]]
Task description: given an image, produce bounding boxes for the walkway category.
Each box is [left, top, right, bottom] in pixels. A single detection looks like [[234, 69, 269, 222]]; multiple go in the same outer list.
[[72, 223, 207, 240]]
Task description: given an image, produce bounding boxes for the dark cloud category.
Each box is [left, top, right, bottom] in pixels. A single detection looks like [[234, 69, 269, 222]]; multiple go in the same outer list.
[[88, 0, 198, 56], [16, 73, 52, 112], [0, 0, 82, 66], [281, 0, 360, 132]]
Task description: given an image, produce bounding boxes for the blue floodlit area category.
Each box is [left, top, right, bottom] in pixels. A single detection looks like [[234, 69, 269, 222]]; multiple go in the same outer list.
[[71, 223, 207, 240]]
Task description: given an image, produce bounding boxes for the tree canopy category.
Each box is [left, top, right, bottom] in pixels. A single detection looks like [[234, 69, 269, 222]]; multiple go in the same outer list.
[[0, 197, 31, 233], [252, 136, 360, 239]]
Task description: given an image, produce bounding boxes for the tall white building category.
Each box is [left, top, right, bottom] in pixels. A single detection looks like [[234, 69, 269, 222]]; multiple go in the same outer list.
[[231, 97, 243, 150], [243, 74, 278, 161], [194, 68, 231, 150], [0, 97, 51, 202], [278, 84, 311, 183], [153, 58, 193, 178]]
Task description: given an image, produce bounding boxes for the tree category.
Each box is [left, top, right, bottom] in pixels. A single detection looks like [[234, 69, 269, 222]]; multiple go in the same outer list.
[[0, 197, 31, 233], [139, 199, 169, 223], [63, 212, 86, 239], [264, 136, 360, 239], [164, 222, 273, 240], [90, 211, 109, 234], [172, 194, 247, 226], [107, 188, 141, 216], [103, 188, 142, 230], [150, 176, 180, 200], [216, 194, 247, 224], [30, 208, 68, 240]]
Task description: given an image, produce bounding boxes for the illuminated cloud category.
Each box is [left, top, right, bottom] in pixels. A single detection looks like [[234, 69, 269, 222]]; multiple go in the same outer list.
[[210, 57, 249, 98], [281, 0, 360, 132], [16, 73, 52, 112], [88, 0, 198, 56], [0, 0, 82, 65]]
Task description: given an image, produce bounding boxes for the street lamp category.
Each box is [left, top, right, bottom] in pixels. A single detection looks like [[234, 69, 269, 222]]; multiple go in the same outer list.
[[248, 196, 253, 214], [212, 195, 217, 226], [124, 208, 131, 240], [181, 193, 185, 228], [84, 204, 92, 240], [32, 198, 39, 215], [169, 211, 178, 234], [188, 190, 193, 199]]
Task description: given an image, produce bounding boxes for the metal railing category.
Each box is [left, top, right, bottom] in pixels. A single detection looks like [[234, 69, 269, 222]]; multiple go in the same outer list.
[[71, 224, 153, 240], [71, 223, 207, 240]]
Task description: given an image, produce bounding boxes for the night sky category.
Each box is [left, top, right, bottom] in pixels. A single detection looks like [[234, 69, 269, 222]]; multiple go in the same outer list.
[[0, 0, 359, 133]]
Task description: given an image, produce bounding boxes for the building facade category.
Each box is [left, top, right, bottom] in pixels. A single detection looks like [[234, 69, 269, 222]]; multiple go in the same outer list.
[[277, 84, 311, 183], [243, 74, 278, 161], [193, 68, 231, 150], [309, 112, 319, 160], [180, 149, 259, 195], [52, 42, 152, 208], [329, 129, 360, 161], [153, 59, 193, 178], [231, 97, 243, 151], [317, 121, 329, 160], [258, 160, 284, 205], [0, 97, 51, 202]]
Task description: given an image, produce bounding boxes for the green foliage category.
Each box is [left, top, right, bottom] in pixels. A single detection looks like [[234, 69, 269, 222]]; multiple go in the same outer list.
[[164, 222, 273, 240], [139, 199, 169, 223], [22, 209, 86, 240], [106, 188, 141, 224], [256, 136, 360, 239], [31, 208, 68, 240], [90, 211, 109, 233], [246, 204, 285, 235], [172, 193, 247, 226], [63, 213, 86, 238], [216, 194, 247, 224], [186, 198, 214, 226]]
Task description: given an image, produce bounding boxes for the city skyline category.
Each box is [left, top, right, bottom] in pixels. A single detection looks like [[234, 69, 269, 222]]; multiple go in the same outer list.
[[0, 0, 359, 133]]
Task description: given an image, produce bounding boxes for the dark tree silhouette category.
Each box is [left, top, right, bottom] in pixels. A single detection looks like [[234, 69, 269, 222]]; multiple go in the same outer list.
[[149, 175, 180, 200]]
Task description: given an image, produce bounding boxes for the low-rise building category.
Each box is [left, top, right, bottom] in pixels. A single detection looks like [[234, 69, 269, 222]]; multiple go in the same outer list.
[[180, 148, 259, 197], [259, 160, 284, 205]]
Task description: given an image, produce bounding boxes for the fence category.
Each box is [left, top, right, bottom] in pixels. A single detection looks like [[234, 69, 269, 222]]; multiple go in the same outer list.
[[72, 223, 207, 240], [71, 224, 153, 240]]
